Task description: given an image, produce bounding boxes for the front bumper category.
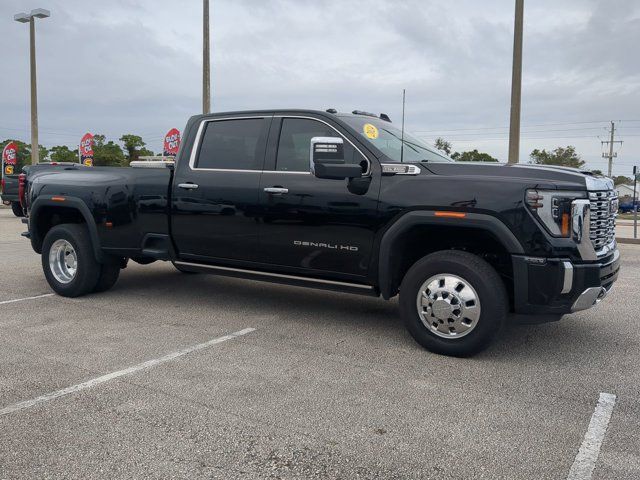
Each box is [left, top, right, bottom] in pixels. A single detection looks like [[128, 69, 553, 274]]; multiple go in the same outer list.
[[512, 246, 620, 316]]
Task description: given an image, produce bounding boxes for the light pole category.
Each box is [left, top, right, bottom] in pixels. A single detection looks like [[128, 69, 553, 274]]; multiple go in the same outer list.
[[203, 0, 211, 114], [14, 8, 50, 165], [507, 0, 524, 164]]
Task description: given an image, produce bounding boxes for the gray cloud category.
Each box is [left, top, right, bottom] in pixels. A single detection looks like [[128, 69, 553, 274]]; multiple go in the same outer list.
[[1, 0, 638, 175]]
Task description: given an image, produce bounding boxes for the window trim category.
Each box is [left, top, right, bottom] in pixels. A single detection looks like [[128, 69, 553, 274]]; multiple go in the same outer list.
[[272, 115, 371, 176], [188, 116, 268, 172]]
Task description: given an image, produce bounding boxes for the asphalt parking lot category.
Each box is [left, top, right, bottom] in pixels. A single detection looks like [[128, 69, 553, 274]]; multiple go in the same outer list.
[[0, 206, 638, 480]]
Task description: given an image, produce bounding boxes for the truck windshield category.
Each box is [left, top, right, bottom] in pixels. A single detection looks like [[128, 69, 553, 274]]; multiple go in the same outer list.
[[341, 116, 451, 163]]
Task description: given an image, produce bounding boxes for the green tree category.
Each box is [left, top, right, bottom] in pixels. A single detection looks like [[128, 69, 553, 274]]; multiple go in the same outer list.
[[49, 145, 78, 163], [612, 175, 633, 186], [1, 139, 48, 171], [119, 134, 150, 163], [529, 146, 584, 168], [93, 134, 125, 166], [434, 137, 452, 155], [451, 149, 498, 162]]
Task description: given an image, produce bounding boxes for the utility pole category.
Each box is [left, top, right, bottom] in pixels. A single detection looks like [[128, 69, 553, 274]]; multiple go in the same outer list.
[[14, 9, 50, 164], [203, 0, 211, 114], [601, 121, 623, 177], [507, 0, 524, 164]]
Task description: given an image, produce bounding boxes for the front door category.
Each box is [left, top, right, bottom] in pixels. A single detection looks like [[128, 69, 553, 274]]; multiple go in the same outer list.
[[258, 116, 380, 279], [172, 116, 271, 263]]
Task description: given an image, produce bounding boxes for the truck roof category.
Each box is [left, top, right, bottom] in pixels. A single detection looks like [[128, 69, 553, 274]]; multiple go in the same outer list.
[[192, 109, 392, 123]]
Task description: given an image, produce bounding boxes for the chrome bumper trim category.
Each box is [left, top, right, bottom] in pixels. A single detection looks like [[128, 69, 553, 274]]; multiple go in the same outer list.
[[561, 261, 573, 294], [571, 286, 609, 312]]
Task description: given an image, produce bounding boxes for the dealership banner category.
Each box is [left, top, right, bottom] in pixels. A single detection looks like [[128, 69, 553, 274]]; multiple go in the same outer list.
[[163, 128, 180, 157], [2, 142, 18, 176], [80, 133, 94, 166]]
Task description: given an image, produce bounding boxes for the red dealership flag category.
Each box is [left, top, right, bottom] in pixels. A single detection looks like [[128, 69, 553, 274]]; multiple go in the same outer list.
[[80, 133, 94, 166], [2, 142, 18, 175], [163, 128, 180, 157]]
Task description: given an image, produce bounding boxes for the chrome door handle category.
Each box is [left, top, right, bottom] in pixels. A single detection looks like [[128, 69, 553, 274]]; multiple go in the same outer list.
[[264, 187, 288, 194], [178, 183, 199, 190]]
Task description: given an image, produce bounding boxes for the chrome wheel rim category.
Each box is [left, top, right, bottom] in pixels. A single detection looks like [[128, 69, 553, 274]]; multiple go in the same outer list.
[[49, 239, 77, 284], [416, 274, 481, 339]]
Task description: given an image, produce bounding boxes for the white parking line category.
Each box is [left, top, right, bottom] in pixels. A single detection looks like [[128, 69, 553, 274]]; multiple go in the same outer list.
[[0, 327, 255, 417], [566, 392, 617, 480], [0, 293, 54, 305]]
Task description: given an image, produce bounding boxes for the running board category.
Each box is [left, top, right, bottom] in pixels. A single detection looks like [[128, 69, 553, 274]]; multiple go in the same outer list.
[[173, 261, 378, 296]]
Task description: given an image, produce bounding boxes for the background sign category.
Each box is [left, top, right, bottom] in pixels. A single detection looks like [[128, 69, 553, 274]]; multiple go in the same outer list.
[[2, 142, 18, 176], [163, 128, 180, 157], [80, 133, 94, 167]]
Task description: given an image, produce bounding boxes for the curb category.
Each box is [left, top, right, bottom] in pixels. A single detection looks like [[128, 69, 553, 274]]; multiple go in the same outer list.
[[617, 237, 640, 245]]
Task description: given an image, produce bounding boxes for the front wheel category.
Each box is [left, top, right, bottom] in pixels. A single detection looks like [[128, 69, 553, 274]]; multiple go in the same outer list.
[[399, 250, 507, 357], [11, 202, 24, 217]]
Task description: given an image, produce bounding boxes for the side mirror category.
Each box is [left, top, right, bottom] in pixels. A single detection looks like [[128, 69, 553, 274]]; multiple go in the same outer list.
[[310, 137, 362, 180]]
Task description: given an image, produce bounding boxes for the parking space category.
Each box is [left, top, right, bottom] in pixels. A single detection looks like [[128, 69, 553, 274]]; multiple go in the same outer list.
[[1, 205, 639, 479]]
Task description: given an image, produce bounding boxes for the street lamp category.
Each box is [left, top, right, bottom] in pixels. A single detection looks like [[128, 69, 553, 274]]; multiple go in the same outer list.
[[14, 8, 50, 165]]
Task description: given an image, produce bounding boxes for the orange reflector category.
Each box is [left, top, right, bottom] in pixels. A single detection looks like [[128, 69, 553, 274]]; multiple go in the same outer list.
[[51, 196, 66, 202], [105, 221, 113, 228], [434, 211, 466, 219], [561, 212, 570, 237]]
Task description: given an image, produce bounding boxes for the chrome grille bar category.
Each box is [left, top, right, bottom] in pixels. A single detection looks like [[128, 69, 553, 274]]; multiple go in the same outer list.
[[588, 190, 617, 251]]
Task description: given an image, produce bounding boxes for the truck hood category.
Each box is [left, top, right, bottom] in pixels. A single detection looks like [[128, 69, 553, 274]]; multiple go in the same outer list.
[[423, 162, 614, 190]]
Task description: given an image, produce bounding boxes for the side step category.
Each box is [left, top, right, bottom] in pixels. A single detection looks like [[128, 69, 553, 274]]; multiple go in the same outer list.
[[173, 261, 378, 297]]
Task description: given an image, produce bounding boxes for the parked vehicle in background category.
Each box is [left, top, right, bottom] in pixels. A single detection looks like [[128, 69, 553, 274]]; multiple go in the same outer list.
[[618, 199, 639, 213], [20, 109, 621, 356], [1, 172, 24, 216]]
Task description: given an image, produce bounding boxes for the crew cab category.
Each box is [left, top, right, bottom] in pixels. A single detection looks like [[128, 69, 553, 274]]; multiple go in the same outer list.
[[22, 109, 621, 356]]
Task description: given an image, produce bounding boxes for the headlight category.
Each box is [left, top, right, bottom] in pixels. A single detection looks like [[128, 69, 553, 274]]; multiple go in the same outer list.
[[526, 189, 587, 237]]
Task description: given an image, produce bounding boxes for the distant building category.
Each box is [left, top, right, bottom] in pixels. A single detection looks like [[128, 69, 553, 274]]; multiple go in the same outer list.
[[616, 184, 637, 199]]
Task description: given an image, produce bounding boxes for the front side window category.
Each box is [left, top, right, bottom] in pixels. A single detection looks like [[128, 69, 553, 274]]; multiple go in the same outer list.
[[276, 118, 367, 173], [196, 118, 264, 170]]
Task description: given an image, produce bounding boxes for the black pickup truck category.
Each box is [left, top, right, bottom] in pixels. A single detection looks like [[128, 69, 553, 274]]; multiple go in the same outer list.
[[22, 109, 620, 356]]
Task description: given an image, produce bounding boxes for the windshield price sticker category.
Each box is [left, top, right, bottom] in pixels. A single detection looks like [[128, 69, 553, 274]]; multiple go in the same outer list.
[[363, 123, 379, 139]]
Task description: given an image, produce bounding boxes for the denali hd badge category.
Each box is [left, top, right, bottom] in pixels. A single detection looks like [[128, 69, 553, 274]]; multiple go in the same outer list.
[[294, 240, 358, 251]]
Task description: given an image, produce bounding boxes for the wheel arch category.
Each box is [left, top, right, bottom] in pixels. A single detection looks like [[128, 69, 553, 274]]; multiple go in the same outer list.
[[377, 210, 524, 300], [29, 197, 103, 262]]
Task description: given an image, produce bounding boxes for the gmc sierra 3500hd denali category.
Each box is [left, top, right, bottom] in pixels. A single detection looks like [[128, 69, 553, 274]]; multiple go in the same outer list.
[[21, 109, 620, 356]]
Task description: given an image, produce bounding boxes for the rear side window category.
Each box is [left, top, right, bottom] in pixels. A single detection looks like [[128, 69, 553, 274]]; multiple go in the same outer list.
[[196, 118, 264, 170]]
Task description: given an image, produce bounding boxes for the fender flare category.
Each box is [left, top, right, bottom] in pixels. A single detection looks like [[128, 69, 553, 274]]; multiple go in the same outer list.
[[29, 196, 104, 262], [377, 210, 524, 299]]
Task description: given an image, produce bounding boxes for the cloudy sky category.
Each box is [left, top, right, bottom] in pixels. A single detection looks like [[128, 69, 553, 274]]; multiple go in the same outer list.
[[1, 0, 639, 175]]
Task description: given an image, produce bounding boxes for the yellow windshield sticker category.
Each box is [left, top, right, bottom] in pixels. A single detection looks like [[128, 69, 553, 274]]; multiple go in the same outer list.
[[363, 123, 379, 139]]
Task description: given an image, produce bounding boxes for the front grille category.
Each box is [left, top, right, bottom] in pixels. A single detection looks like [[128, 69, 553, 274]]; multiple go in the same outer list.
[[589, 190, 617, 251]]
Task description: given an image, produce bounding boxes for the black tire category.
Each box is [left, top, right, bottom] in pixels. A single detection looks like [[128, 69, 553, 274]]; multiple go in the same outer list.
[[11, 202, 24, 217], [172, 262, 199, 274], [399, 250, 508, 357], [93, 261, 121, 293], [41, 224, 101, 297]]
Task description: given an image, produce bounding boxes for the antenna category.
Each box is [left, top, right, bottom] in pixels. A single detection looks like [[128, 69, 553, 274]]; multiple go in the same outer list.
[[400, 89, 406, 163]]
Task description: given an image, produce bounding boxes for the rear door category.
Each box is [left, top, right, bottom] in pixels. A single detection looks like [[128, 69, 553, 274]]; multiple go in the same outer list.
[[171, 115, 271, 263], [258, 116, 380, 279]]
